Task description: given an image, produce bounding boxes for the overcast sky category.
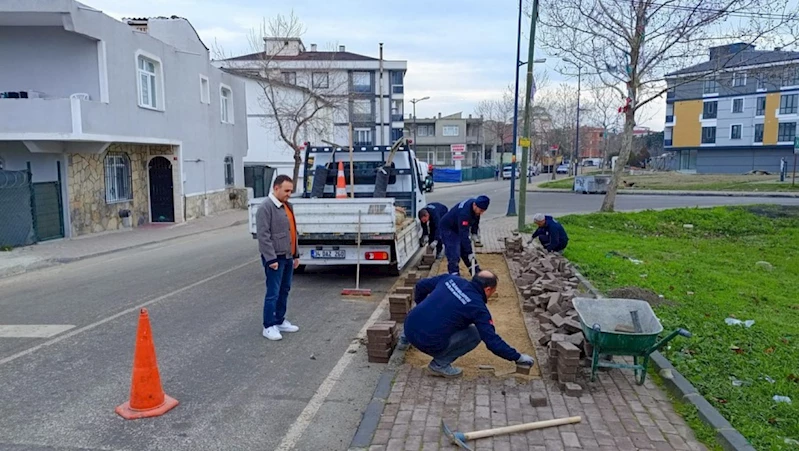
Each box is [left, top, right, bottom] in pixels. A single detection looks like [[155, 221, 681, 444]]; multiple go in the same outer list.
[[90, 0, 665, 131]]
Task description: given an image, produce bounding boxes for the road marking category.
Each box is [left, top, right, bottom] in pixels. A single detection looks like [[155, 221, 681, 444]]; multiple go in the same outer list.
[[0, 258, 259, 366], [0, 325, 75, 338], [274, 291, 390, 451]]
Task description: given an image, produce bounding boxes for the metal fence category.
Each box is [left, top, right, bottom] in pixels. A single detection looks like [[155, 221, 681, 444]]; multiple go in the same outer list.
[[0, 170, 36, 248], [462, 166, 497, 182]]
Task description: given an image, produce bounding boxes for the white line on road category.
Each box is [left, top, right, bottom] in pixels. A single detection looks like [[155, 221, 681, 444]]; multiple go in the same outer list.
[[274, 291, 391, 451], [0, 325, 75, 338], [0, 258, 259, 366]]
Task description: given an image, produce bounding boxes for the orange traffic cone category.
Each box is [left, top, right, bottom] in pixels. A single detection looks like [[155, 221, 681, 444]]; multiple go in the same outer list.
[[335, 161, 347, 199], [116, 308, 178, 420]]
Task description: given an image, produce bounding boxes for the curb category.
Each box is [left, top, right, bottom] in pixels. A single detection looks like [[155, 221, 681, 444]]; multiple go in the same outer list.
[[0, 218, 248, 281], [576, 271, 756, 451], [528, 188, 799, 198], [347, 255, 441, 451]]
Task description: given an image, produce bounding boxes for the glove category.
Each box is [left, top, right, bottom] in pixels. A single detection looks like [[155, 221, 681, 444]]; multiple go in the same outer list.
[[471, 233, 480, 243], [419, 236, 428, 247], [467, 253, 477, 267], [517, 354, 535, 366], [428, 240, 438, 249]]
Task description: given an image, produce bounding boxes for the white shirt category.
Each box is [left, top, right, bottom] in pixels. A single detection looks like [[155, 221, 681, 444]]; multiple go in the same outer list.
[[268, 193, 283, 208]]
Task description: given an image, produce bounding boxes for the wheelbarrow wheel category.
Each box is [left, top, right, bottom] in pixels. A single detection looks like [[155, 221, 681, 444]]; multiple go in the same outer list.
[[634, 356, 650, 385]]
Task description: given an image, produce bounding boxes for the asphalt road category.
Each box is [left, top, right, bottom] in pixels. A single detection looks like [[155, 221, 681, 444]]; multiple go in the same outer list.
[[0, 227, 398, 451], [427, 179, 799, 221]]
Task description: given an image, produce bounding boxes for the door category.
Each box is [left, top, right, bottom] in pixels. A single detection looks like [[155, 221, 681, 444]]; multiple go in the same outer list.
[[148, 156, 174, 222], [32, 182, 64, 241]]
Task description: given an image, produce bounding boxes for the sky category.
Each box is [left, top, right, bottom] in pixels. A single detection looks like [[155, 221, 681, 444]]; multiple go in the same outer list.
[[88, 0, 666, 131]]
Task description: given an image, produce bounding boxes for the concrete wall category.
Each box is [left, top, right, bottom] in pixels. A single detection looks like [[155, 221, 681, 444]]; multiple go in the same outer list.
[[0, 141, 61, 183], [697, 148, 793, 173]]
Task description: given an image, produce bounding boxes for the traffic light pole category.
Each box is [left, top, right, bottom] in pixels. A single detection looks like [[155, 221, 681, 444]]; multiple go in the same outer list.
[[506, 0, 523, 217], [517, 0, 539, 230]]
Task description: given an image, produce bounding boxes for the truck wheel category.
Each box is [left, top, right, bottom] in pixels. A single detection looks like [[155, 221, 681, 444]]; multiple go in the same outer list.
[[295, 265, 306, 274]]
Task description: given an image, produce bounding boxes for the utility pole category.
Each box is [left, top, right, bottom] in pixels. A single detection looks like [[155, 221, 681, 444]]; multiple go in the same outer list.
[[518, 0, 542, 230], [410, 97, 430, 155], [507, 0, 524, 217]]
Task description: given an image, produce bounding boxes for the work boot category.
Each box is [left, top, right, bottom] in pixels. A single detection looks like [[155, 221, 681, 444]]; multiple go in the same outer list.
[[426, 362, 463, 378]]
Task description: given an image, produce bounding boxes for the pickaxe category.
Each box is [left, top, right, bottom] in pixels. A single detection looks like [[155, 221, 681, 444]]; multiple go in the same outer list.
[[441, 416, 582, 450]]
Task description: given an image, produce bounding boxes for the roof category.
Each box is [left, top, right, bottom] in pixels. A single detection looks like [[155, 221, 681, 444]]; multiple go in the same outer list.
[[219, 68, 333, 104], [123, 15, 209, 51], [224, 51, 378, 62], [666, 49, 799, 77]]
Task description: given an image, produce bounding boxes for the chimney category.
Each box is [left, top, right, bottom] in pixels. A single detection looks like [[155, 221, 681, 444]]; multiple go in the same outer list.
[[339, 45, 346, 52], [310, 43, 317, 51], [438, 112, 442, 119], [468, 114, 472, 119]]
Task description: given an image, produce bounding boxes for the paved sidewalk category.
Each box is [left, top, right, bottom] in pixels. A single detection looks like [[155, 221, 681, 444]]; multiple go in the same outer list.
[[362, 216, 709, 451], [0, 209, 248, 279]]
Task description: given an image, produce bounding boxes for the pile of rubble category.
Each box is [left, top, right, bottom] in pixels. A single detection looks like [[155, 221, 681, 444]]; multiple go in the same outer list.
[[506, 235, 589, 396]]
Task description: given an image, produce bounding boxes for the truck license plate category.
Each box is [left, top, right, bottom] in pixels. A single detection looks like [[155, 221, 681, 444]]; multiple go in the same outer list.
[[311, 250, 346, 259]]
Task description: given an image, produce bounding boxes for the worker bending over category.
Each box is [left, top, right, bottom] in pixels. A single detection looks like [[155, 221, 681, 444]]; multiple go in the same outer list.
[[440, 195, 489, 276], [530, 213, 569, 253], [418, 202, 449, 257]]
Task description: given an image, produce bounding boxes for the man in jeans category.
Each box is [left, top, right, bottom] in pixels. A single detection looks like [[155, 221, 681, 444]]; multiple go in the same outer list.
[[402, 270, 534, 377], [256, 175, 301, 341]]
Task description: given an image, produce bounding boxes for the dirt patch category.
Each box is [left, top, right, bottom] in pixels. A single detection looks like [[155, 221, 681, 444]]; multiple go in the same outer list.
[[404, 254, 540, 380], [607, 286, 676, 308]]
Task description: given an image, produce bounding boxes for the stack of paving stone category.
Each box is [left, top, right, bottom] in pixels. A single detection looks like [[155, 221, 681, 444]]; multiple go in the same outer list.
[[418, 246, 436, 270], [366, 321, 399, 363], [389, 293, 411, 322], [548, 341, 584, 396]]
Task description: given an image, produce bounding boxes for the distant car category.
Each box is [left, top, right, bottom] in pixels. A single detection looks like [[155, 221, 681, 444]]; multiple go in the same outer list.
[[556, 164, 569, 174], [502, 165, 520, 180]]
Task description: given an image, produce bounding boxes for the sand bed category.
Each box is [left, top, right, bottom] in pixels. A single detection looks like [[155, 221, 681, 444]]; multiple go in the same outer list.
[[404, 254, 541, 379]]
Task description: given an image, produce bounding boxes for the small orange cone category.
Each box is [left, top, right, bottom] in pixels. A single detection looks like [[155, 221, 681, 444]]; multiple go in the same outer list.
[[116, 308, 178, 420], [335, 161, 347, 199]]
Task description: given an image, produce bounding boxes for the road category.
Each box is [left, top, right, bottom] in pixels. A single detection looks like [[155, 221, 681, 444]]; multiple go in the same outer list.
[[0, 228, 398, 451], [427, 179, 799, 221]]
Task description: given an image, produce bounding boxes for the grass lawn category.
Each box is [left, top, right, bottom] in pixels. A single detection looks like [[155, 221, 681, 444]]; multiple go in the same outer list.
[[523, 205, 799, 450], [536, 172, 799, 192]]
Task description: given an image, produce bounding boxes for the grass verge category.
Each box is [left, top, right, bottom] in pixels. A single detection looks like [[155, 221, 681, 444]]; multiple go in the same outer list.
[[523, 205, 799, 450], [536, 173, 799, 192]]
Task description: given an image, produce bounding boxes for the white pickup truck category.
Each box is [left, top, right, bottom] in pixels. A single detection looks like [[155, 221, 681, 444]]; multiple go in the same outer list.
[[249, 143, 428, 275]]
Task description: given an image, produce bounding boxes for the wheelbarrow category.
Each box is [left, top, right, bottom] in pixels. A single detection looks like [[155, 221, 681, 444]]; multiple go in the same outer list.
[[573, 298, 692, 385]]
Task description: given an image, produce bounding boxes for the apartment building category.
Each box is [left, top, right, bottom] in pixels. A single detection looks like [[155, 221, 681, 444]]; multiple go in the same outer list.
[[0, 1, 247, 246], [412, 113, 485, 169], [216, 39, 407, 187], [664, 43, 799, 173]]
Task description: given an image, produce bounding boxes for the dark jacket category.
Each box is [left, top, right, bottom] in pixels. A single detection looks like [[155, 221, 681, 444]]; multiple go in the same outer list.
[[421, 202, 449, 242], [532, 215, 568, 251], [404, 274, 521, 361], [439, 198, 481, 253], [256, 194, 299, 265]]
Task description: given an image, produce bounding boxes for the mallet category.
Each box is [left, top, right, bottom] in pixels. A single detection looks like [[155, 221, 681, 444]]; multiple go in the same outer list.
[[441, 416, 582, 450]]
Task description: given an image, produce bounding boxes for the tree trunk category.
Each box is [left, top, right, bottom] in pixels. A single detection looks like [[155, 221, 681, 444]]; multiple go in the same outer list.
[[292, 148, 302, 194], [600, 109, 635, 212]]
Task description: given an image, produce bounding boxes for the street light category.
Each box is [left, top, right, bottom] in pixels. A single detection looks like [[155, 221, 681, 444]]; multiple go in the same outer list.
[[410, 97, 430, 152], [563, 58, 583, 176], [506, 0, 524, 217]]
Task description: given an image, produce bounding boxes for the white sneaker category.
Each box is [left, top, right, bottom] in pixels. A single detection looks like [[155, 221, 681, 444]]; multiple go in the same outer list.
[[262, 326, 283, 341], [277, 320, 299, 333]]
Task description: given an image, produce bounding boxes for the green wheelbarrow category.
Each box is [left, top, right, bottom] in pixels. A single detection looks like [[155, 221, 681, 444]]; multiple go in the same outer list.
[[573, 298, 692, 385]]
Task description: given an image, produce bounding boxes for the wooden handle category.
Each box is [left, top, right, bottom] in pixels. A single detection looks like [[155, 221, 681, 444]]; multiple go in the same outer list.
[[464, 416, 582, 440]]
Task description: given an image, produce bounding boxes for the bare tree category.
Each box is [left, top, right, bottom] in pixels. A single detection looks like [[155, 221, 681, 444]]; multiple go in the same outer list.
[[475, 85, 515, 166], [585, 78, 623, 167], [539, 0, 794, 211]]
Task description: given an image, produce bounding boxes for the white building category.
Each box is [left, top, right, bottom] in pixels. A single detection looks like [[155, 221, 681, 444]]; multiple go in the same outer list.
[[0, 1, 247, 245]]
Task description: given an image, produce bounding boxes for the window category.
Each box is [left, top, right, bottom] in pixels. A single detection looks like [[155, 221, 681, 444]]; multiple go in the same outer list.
[[757, 76, 767, 91], [354, 128, 372, 146], [730, 124, 742, 139], [754, 123, 764, 143], [732, 98, 744, 113], [352, 71, 371, 92], [417, 125, 434, 137], [756, 96, 766, 116], [220, 84, 233, 124], [199, 75, 210, 104], [442, 125, 459, 136], [390, 71, 403, 86], [104, 153, 132, 203], [352, 99, 371, 122], [780, 94, 798, 115], [778, 122, 796, 142], [312, 72, 329, 89], [732, 72, 747, 87], [137, 54, 161, 109], [224, 156, 234, 186], [391, 128, 404, 142], [324, 161, 396, 185], [703, 78, 719, 94], [390, 100, 403, 121], [701, 126, 716, 144], [702, 101, 717, 119], [282, 72, 296, 85], [782, 69, 799, 87]]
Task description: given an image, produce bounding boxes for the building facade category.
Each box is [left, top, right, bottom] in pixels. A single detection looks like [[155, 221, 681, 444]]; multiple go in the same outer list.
[[215, 39, 407, 188], [665, 43, 799, 173], [0, 1, 248, 245], [412, 113, 485, 169]]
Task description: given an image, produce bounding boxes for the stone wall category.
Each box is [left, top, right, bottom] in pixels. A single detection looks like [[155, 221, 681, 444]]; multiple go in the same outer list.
[[185, 187, 248, 221]]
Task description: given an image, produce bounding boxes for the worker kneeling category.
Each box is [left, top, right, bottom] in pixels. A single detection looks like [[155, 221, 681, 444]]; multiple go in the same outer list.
[[530, 213, 569, 253], [403, 270, 534, 378]]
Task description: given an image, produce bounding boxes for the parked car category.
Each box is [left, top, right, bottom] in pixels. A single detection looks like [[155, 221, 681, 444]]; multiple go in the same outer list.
[[502, 165, 520, 180], [556, 163, 569, 174]]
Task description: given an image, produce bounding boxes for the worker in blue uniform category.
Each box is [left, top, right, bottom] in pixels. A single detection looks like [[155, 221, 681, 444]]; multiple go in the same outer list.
[[418, 202, 449, 257], [439, 195, 489, 276], [402, 270, 535, 377], [529, 213, 569, 253]]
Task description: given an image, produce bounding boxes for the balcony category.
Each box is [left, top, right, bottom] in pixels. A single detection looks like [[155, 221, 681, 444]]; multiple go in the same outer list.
[[664, 139, 673, 146], [351, 84, 372, 94], [353, 141, 373, 147], [665, 115, 674, 123], [390, 114, 403, 122], [392, 85, 404, 95], [351, 113, 373, 124], [0, 98, 73, 134]]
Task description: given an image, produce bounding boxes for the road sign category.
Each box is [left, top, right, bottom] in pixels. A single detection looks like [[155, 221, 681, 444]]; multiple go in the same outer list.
[[450, 144, 466, 154], [452, 153, 465, 161], [519, 137, 531, 147]]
